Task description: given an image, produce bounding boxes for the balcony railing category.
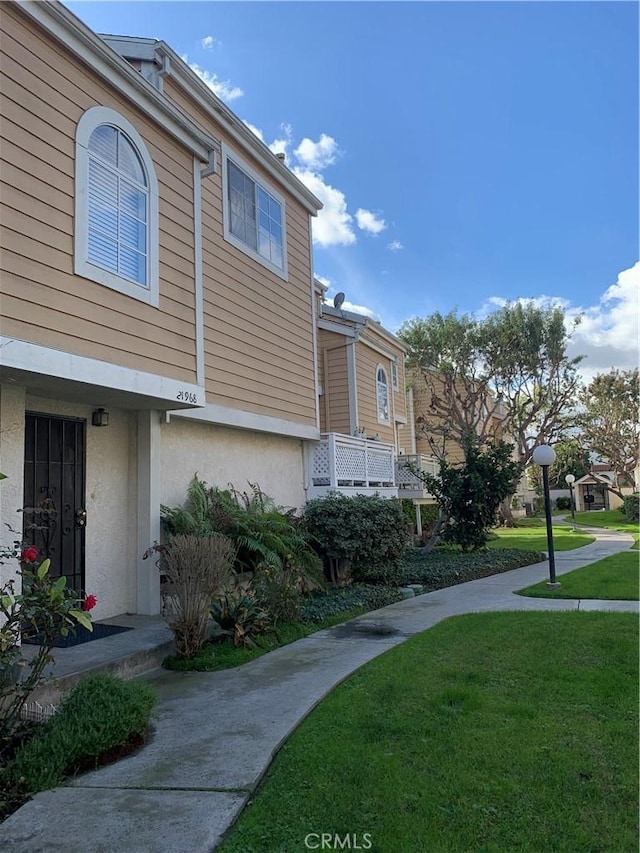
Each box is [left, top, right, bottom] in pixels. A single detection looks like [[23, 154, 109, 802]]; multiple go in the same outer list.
[[308, 433, 397, 498], [395, 454, 440, 498]]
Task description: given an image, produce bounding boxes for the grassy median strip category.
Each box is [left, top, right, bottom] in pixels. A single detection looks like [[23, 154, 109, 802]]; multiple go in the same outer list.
[[487, 525, 594, 552], [568, 510, 639, 549], [517, 551, 639, 600], [219, 611, 638, 853]]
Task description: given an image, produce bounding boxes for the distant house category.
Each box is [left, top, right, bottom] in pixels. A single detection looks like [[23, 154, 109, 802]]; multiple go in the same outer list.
[[572, 467, 636, 512]]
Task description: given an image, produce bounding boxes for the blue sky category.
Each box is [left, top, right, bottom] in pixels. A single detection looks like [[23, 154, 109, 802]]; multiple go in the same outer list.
[[66, 1, 639, 379]]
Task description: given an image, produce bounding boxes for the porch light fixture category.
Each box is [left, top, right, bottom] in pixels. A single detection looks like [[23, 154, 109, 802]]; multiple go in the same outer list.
[[565, 473, 576, 531], [91, 408, 109, 427], [533, 444, 560, 588]]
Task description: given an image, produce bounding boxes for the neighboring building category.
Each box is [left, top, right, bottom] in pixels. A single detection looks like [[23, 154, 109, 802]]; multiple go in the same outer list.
[[572, 467, 636, 512], [309, 284, 439, 528], [0, 0, 321, 619]]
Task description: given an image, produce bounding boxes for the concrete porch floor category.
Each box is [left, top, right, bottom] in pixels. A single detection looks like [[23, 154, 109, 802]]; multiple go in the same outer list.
[[19, 614, 174, 707]]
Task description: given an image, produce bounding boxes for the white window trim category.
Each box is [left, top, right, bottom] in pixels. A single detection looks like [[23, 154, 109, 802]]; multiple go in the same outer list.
[[376, 364, 390, 425], [391, 359, 399, 391], [75, 106, 160, 307], [221, 142, 288, 281]]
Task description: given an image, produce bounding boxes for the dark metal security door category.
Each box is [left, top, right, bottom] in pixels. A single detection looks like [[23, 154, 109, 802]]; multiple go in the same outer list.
[[23, 413, 86, 593]]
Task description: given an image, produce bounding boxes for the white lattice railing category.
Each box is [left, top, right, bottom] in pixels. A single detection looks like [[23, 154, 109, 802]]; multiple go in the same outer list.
[[396, 454, 440, 492], [311, 433, 396, 488]]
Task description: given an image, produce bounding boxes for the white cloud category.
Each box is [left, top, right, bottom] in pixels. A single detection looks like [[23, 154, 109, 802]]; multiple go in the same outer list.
[[355, 208, 387, 235], [293, 168, 356, 247], [182, 56, 243, 101], [243, 121, 264, 140], [268, 123, 293, 161], [294, 134, 339, 170], [342, 300, 380, 320], [200, 36, 216, 49], [481, 262, 640, 384], [387, 240, 404, 252], [568, 262, 640, 382]]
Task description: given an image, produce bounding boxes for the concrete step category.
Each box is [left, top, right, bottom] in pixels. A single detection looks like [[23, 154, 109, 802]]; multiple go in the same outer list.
[[18, 614, 174, 709]]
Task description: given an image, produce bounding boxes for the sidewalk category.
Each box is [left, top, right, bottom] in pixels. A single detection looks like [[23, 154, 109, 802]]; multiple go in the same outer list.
[[2, 528, 637, 853]]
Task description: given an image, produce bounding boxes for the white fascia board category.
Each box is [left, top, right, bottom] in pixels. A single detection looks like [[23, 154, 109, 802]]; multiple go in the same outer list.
[[169, 403, 321, 441], [317, 319, 358, 338], [362, 319, 407, 352], [0, 337, 206, 408], [159, 44, 322, 216], [17, 1, 214, 162], [358, 333, 400, 361]]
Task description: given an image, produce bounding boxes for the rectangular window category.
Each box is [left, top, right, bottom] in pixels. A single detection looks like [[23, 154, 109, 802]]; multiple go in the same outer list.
[[223, 146, 287, 279], [391, 361, 399, 390]]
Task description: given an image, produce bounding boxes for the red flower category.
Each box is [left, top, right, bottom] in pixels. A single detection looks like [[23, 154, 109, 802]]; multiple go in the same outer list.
[[21, 546, 38, 563], [82, 594, 97, 612]]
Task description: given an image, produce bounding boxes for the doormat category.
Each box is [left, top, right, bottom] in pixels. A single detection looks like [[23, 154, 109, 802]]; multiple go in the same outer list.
[[22, 623, 134, 648]]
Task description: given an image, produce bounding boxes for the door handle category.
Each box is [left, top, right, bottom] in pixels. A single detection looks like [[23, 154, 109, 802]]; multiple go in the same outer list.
[[75, 509, 87, 528]]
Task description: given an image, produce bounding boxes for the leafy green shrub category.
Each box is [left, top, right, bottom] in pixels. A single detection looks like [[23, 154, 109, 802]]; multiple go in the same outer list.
[[555, 496, 572, 510], [418, 504, 441, 537], [303, 494, 408, 585], [300, 584, 403, 623], [211, 590, 270, 648], [622, 494, 640, 524], [398, 548, 544, 590], [7, 674, 155, 792], [1, 554, 94, 745], [162, 477, 321, 578], [419, 438, 522, 551]]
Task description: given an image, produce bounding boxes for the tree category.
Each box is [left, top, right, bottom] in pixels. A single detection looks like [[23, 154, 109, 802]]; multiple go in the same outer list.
[[548, 438, 591, 487], [580, 368, 639, 499], [400, 303, 584, 521], [418, 438, 522, 552], [399, 312, 500, 459]]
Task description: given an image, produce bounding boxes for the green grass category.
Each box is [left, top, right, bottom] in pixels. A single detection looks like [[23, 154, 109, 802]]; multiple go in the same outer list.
[[4, 674, 155, 794], [219, 611, 639, 853], [517, 550, 640, 600], [486, 524, 594, 552], [568, 510, 639, 549]]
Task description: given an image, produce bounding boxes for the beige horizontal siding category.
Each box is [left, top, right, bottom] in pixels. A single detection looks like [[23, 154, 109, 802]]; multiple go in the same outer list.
[[0, 5, 198, 384], [316, 331, 350, 435], [355, 344, 395, 445], [163, 77, 317, 426]]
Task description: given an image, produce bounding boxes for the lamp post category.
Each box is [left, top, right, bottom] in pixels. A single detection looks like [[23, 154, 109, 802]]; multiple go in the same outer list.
[[533, 444, 560, 588], [565, 473, 576, 531]]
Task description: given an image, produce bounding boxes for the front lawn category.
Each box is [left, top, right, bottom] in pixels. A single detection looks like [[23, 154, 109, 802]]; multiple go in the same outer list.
[[517, 551, 640, 600], [487, 524, 594, 552], [219, 611, 638, 853], [568, 510, 639, 549]]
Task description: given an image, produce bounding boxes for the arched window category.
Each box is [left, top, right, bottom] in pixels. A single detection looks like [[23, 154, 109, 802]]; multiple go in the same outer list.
[[75, 107, 159, 305], [376, 366, 389, 424]]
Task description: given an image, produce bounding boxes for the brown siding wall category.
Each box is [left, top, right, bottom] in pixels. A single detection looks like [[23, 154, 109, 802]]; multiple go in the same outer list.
[[0, 6, 198, 382], [163, 78, 317, 425], [355, 344, 395, 445], [317, 329, 350, 434]]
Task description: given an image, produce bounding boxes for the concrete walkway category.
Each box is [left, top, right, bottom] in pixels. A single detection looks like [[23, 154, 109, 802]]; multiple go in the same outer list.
[[2, 528, 637, 853]]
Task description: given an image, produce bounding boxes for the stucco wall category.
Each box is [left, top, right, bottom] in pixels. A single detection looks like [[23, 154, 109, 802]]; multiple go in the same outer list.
[[0, 383, 26, 588], [25, 396, 137, 619], [161, 417, 306, 510]]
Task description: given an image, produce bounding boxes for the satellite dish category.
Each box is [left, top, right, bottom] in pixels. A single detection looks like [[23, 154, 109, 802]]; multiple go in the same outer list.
[[333, 292, 345, 310]]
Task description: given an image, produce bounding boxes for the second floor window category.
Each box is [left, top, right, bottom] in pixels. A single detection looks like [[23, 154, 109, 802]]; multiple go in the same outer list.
[[75, 106, 159, 306], [377, 366, 390, 424], [88, 125, 149, 286], [222, 145, 287, 279]]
